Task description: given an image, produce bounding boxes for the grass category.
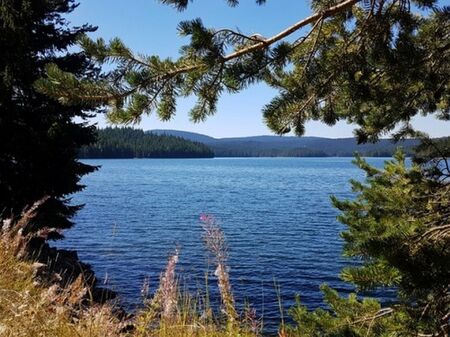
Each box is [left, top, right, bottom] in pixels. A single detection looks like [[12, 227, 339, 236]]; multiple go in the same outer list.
[[0, 238, 124, 337], [0, 214, 268, 337]]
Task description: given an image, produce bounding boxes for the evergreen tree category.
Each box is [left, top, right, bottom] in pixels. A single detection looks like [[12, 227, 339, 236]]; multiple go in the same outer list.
[[0, 0, 98, 240], [288, 150, 449, 336]]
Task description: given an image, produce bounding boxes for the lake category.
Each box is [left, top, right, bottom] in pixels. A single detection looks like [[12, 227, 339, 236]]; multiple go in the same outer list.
[[57, 157, 390, 331]]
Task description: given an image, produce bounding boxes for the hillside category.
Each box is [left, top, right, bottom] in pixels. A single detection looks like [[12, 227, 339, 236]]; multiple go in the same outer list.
[[81, 128, 425, 159], [80, 128, 214, 159], [149, 129, 420, 157]]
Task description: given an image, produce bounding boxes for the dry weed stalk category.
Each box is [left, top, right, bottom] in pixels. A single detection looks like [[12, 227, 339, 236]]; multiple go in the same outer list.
[[1, 196, 50, 257], [151, 248, 180, 321], [199, 214, 237, 325], [244, 305, 262, 335]]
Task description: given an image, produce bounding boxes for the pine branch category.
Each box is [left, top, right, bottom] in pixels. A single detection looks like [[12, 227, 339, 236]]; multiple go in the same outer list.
[[36, 0, 449, 143], [120, 0, 362, 83], [347, 307, 394, 326], [220, 0, 360, 61], [38, 0, 362, 122]]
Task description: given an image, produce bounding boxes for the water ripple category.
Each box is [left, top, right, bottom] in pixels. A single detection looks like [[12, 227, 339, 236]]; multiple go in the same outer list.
[[56, 157, 388, 332]]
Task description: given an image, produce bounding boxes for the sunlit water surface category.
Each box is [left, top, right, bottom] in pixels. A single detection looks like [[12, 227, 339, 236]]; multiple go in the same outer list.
[[57, 157, 392, 332]]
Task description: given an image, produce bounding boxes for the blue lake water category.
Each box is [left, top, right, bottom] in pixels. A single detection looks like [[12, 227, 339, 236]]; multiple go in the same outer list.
[[57, 157, 390, 330]]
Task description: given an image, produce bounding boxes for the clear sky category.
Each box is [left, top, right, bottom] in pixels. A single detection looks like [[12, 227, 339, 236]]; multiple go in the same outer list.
[[67, 0, 449, 138]]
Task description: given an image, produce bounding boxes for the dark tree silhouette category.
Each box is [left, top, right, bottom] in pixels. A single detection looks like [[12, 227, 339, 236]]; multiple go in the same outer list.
[[0, 0, 99, 240]]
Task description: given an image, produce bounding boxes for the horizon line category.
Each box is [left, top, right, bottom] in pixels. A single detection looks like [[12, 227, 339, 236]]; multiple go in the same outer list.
[[102, 127, 424, 140]]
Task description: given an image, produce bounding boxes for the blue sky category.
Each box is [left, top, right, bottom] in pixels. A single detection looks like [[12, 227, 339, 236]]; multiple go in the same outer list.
[[68, 0, 449, 138]]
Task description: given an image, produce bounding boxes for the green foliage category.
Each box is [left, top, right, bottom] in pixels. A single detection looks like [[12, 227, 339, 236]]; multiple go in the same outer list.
[[287, 151, 450, 336], [36, 0, 450, 142], [288, 285, 411, 337], [80, 127, 214, 158], [413, 136, 450, 181], [0, 0, 98, 239], [334, 152, 450, 304]]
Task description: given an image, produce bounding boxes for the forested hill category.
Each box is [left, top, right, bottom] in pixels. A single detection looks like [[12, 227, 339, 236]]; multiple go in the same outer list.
[[80, 128, 424, 159], [79, 128, 214, 159], [150, 130, 421, 157]]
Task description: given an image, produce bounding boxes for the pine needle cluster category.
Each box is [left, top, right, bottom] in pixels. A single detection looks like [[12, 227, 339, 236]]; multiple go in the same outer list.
[[36, 0, 450, 142]]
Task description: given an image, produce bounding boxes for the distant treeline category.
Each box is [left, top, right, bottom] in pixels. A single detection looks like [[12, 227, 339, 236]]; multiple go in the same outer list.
[[210, 144, 399, 157], [212, 148, 407, 157], [211, 146, 328, 157], [150, 130, 425, 157], [79, 128, 214, 159], [80, 128, 447, 159]]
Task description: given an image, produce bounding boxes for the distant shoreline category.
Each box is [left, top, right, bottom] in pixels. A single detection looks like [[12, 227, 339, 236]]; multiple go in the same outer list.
[[79, 155, 402, 159], [81, 127, 437, 159]]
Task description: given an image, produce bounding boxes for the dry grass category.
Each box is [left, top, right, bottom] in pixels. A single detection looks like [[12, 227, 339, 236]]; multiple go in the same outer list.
[[0, 238, 123, 337], [133, 238, 260, 337], [0, 215, 264, 337]]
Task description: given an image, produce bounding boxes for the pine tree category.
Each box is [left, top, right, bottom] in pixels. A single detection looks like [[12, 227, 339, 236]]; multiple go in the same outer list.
[[286, 150, 450, 336], [0, 0, 98, 240]]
